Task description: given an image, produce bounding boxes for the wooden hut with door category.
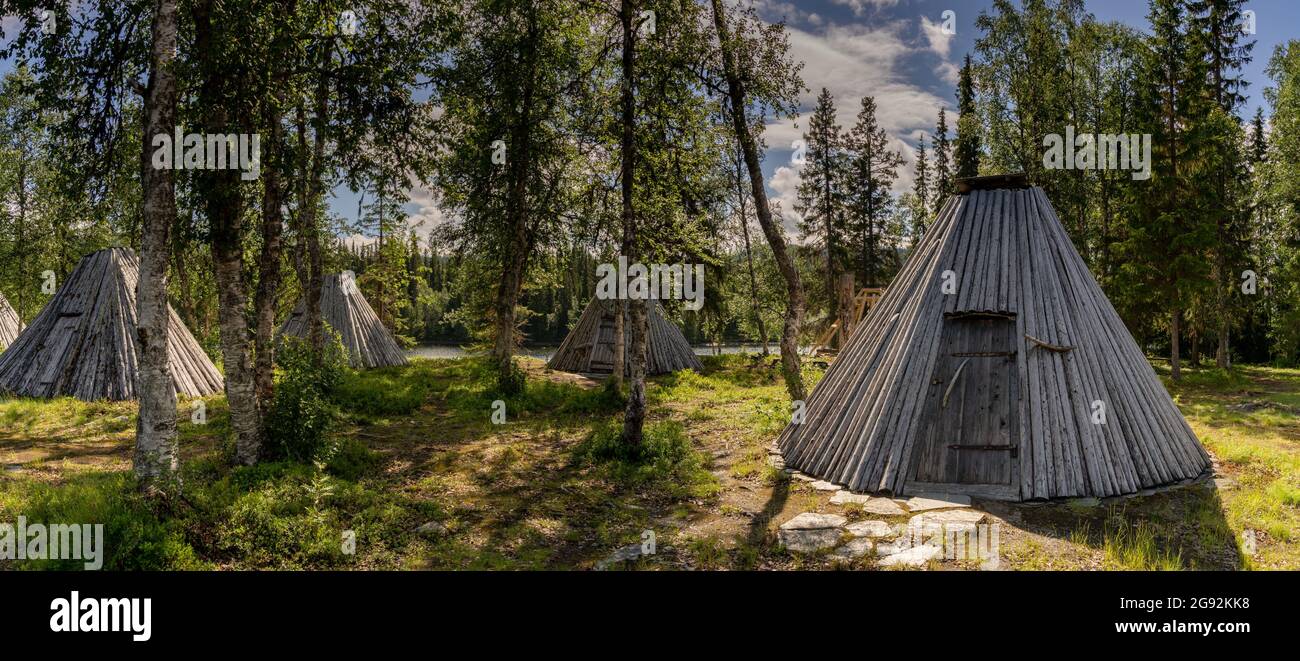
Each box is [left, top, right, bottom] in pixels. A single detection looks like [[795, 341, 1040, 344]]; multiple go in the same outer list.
[[778, 174, 1210, 501], [280, 271, 408, 369], [548, 298, 703, 375], [0, 290, 20, 352], [0, 248, 224, 401]]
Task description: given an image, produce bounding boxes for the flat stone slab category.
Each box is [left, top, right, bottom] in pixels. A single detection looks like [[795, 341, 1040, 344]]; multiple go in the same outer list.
[[1067, 497, 1101, 508], [780, 512, 847, 530], [879, 544, 942, 567], [810, 480, 842, 492], [861, 498, 908, 516], [909, 510, 986, 527], [846, 520, 896, 538], [415, 521, 449, 537], [787, 471, 816, 482], [830, 490, 873, 505], [904, 493, 972, 512], [830, 538, 875, 560], [767, 455, 786, 469], [595, 543, 646, 570], [778, 528, 843, 553]]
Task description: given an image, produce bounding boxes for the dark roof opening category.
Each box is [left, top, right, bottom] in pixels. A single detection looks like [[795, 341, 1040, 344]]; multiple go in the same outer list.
[[955, 173, 1029, 193]]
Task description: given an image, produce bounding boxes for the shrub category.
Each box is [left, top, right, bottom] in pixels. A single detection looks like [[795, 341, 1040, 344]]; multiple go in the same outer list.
[[574, 420, 719, 498], [263, 334, 351, 463]]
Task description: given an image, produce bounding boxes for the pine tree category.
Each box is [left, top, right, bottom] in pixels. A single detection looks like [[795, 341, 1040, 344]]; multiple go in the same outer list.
[[954, 53, 981, 179], [1249, 106, 1267, 165], [844, 95, 903, 288], [796, 88, 847, 322], [1190, 0, 1255, 368], [1261, 41, 1300, 363], [1191, 0, 1254, 112], [1120, 0, 1217, 381], [932, 108, 953, 208], [913, 133, 931, 234]]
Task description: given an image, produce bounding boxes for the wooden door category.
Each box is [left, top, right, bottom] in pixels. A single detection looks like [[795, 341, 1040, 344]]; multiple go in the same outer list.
[[910, 314, 1019, 493], [589, 313, 616, 371]]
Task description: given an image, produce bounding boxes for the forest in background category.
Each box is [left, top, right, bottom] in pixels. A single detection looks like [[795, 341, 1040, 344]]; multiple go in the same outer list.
[[1, 0, 1299, 482], [9, 0, 1288, 366], [0, 0, 1294, 366]]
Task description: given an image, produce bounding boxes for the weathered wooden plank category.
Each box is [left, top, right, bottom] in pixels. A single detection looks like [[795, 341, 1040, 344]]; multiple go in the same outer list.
[[548, 297, 701, 376], [280, 272, 409, 370], [777, 181, 1210, 501], [0, 248, 223, 401]]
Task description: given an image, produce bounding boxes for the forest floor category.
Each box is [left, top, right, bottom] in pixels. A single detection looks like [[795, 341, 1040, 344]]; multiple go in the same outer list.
[[0, 355, 1297, 570]]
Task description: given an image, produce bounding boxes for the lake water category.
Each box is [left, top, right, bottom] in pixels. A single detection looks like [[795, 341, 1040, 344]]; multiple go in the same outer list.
[[407, 344, 773, 361]]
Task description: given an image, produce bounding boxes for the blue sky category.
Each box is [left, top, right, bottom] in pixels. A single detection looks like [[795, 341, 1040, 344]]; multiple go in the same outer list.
[[4, 2, 1297, 242], [749, 0, 1296, 235]]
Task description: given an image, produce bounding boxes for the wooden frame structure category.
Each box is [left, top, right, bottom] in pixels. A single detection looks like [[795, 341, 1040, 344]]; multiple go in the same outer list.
[[548, 297, 703, 376], [808, 286, 885, 356], [280, 271, 409, 369], [778, 176, 1210, 501], [0, 248, 224, 401], [0, 290, 20, 352]]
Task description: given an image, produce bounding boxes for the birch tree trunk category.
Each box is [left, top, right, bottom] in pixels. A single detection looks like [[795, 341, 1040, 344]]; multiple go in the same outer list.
[[739, 194, 769, 355], [619, 0, 646, 446], [710, 0, 805, 400], [254, 111, 285, 408], [611, 302, 626, 391], [194, 0, 261, 463], [134, 0, 181, 491]]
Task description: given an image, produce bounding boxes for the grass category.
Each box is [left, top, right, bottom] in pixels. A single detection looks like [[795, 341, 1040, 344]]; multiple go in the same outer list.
[[1, 354, 1297, 570]]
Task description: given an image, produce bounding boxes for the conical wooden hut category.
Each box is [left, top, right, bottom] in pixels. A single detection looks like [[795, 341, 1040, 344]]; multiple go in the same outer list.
[[548, 298, 703, 375], [0, 248, 224, 401], [0, 290, 20, 352], [778, 175, 1210, 501], [280, 271, 408, 369]]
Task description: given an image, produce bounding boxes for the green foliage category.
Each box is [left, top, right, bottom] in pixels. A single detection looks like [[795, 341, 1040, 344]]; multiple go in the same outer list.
[[263, 335, 350, 463], [495, 358, 527, 397], [574, 420, 719, 499], [1100, 513, 1184, 571], [334, 365, 438, 417], [0, 472, 207, 571]]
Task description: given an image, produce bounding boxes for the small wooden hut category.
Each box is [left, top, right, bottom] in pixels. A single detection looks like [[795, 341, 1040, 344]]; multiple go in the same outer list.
[[0, 248, 224, 401], [548, 298, 703, 375], [280, 271, 408, 369], [778, 175, 1210, 501], [0, 290, 20, 352]]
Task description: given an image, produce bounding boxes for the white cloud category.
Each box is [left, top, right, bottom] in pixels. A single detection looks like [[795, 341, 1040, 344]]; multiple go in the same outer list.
[[935, 60, 960, 85], [919, 16, 954, 58], [830, 0, 900, 17], [763, 22, 950, 196], [342, 182, 447, 249], [767, 165, 803, 236], [752, 0, 825, 27]]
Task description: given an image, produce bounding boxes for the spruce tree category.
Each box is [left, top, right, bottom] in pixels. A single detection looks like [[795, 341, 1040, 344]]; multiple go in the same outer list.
[[954, 53, 981, 179], [844, 95, 903, 288], [913, 134, 931, 234], [796, 88, 847, 322], [932, 108, 953, 209]]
